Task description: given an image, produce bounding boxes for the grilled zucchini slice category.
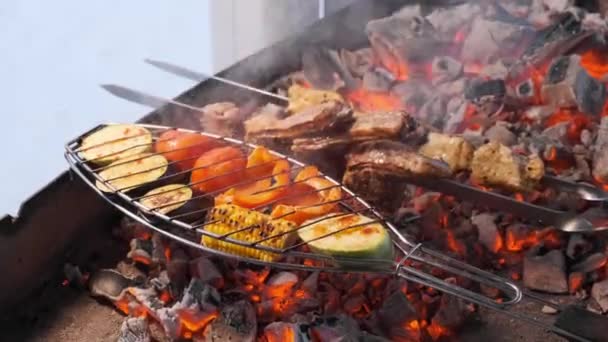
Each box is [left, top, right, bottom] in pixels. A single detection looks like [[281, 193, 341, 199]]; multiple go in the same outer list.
[[80, 124, 152, 165], [298, 213, 394, 261], [138, 184, 193, 215], [95, 153, 168, 193]]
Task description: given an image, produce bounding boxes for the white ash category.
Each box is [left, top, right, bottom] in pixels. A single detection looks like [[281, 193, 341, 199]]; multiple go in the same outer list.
[[393, 4, 421, 19], [151, 271, 171, 293], [443, 98, 467, 134], [426, 2, 482, 38], [484, 122, 517, 146], [480, 60, 510, 79], [461, 17, 531, 64], [118, 317, 150, 342], [471, 212, 501, 252], [591, 279, 608, 313], [431, 56, 463, 85], [541, 305, 559, 315], [178, 278, 221, 312]]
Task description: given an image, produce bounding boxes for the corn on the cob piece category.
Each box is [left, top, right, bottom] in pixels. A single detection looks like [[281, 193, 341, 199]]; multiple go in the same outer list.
[[201, 204, 297, 262]]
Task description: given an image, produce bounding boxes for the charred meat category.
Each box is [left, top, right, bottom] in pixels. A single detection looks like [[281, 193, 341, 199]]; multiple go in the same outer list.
[[245, 101, 352, 142], [291, 111, 408, 153]]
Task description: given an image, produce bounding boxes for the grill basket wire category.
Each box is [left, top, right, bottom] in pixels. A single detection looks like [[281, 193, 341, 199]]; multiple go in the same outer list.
[[65, 123, 588, 342]]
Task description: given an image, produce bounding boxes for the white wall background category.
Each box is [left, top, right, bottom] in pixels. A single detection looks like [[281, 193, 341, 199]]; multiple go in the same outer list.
[[0, 0, 213, 215], [0, 0, 355, 216]]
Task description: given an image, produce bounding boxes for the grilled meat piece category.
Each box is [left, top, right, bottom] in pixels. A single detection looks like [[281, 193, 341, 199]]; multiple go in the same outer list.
[[342, 166, 409, 213], [199, 102, 245, 137], [345, 140, 452, 180], [291, 111, 408, 154], [286, 84, 344, 114], [350, 111, 406, 138], [245, 101, 352, 142], [419, 133, 474, 172], [471, 141, 544, 192], [343, 140, 451, 212]]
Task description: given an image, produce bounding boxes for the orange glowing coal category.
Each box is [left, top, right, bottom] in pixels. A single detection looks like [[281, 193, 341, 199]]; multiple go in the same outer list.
[[544, 109, 590, 143], [159, 290, 172, 304], [378, 55, 409, 81], [114, 296, 132, 316], [594, 175, 608, 191], [265, 324, 296, 342], [505, 228, 561, 252], [427, 322, 450, 341], [569, 272, 584, 294], [581, 50, 608, 79], [346, 88, 402, 112], [176, 309, 218, 336], [544, 146, 573, 173], [445, 230, 467, 257]]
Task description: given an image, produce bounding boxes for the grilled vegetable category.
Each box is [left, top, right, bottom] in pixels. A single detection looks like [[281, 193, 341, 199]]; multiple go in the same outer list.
[[297, 213, 394, 261], [270, 166, 341, 224], [201, 204, 297, 262], [155, 130, 221, 171], [233, 159, 290, 208], [80, 124, 152, 165], [215, 147, 291, 208], [138, 184, 193, 215], [244, 146, 281, 180], [95, 153, 168, 193], [191, 147, 247, 193]]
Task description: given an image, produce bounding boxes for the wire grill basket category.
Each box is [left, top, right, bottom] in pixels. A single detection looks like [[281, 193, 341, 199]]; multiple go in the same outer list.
[[64, 123, 589, 341]]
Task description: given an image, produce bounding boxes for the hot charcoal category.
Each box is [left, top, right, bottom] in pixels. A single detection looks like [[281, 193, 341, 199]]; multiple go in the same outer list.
[[46, 1, 608, 341]]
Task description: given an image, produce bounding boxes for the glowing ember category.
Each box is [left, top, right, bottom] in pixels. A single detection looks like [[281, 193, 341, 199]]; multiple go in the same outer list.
[[264, 323, 296, 342], [427, 322, 450, 340], [177, 309, 218, 335], [346, 88, 402, 112], [445, 230, 467, 257], [159, 290, 172, 304], [544, 146, 572, 173], [379, 55, 409, 81], [114, 296, 131, 316], [505, 228, 561, 252], [544, 109, 590, 142], [131, 255, 152, 265], [581, 50, 608, 79], [569, 272, 584, 294]]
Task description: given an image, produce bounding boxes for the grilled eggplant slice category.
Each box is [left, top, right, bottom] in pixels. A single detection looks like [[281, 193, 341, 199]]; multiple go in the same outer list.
[[138, 184, 193, 215], [80, 124, 153, 165], [298, 213, 394, 261], [95, 153, 168, 193]]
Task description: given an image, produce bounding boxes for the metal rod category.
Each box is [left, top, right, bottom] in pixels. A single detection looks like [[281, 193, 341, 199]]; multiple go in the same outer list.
[[144, 58, 289, 102]]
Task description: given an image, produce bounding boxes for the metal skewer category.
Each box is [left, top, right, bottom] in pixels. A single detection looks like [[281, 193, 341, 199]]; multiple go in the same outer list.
[[144, 58, 289, 103], [101, 84, 206, 112]]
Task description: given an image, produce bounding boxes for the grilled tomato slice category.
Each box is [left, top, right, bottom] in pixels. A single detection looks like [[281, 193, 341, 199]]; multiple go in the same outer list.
[[155, 130, 221, 171], [191, 147, 246, 193]]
